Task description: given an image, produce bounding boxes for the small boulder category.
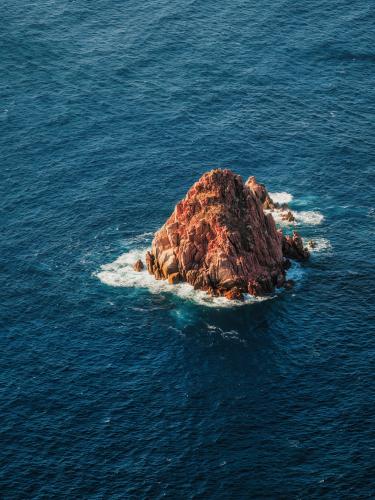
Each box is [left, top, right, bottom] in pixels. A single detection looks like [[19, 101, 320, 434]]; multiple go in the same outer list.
[[168, 272, 181, 285], [281, 210, 295, 222], [133, 259, 144, 272], [284, 279, 295, 290], [224, 288, 244, 301]]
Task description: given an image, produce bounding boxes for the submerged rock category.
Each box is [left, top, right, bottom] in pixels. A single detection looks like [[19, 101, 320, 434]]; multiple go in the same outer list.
[[308, 239, 317, 249], [284, 279, 295, 290], [146, 169, 309, 299]]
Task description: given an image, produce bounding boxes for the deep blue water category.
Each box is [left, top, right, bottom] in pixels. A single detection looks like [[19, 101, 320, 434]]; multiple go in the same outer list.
[[1, 0, 375, 498]]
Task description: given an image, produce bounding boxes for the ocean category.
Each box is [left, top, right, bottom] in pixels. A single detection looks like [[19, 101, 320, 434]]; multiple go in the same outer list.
[[1, 0, 374, 497]]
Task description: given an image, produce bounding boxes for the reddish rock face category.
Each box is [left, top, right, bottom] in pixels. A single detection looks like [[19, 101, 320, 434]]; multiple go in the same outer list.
[[133, 259, 144, 272], [147, 169, 288, 298], [246, 176, 276, 209], [224, 288, 244, 301], [282, 231, 310, 261]]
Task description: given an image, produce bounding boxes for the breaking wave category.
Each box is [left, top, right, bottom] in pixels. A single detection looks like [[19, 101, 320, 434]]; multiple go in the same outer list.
[[269, 192, 294, 204], [267, 191, 324, 226], [294, 210, 324, 225], [307, 238, 333, 253], [267, 208, 324, 226]]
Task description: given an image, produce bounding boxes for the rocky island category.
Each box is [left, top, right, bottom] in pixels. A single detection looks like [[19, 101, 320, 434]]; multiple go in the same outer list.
[[136, 169, 309, 301]]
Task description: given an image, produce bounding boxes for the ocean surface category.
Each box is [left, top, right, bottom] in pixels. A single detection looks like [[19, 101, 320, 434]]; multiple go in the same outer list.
[[1, 1, 375, 498]]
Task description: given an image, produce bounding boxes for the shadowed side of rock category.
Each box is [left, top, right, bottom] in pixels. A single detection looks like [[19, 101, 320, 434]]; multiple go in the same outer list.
[[283, 231, 310, 260], [246, 176, 276, 209]]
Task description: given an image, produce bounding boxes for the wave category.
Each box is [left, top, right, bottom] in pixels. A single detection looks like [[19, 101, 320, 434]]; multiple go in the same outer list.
[[205, 324, 246, 344], [286, 260, 305, 282], [307, 238, 333, 253], [267, 209, 324, 226], [269, 191, 294, 204], [96, 247, 303, 308], [267, 190, 324, 226], [294, 210, 324, 225]]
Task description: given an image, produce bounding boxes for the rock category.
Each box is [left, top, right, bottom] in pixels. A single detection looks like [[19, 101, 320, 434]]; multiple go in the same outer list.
[[248, 279, 263, 297], [308, 239, 316, 249], [284, 279, 295, 290], [282, 231, 310, 260], [281, 210, 295, 222], [276, 273, 286, 288], [168, 272, 181, 285], [147, 169, 286, 297], [224, 288, 244, 301], [145, 251, 155, 274], [283, 258, 292, 270], [154, 268, 163, 280], [133, 259, 144, 272], [246, 176, 276, 209]]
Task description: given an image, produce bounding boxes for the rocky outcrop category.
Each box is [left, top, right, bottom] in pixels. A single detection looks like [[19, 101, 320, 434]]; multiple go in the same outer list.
[[246, 177, 295, 221], [282, 231, 310, 261], [246, 176, 276, 209], [145, 169, 291, 299], [144, 169, 310, 299]]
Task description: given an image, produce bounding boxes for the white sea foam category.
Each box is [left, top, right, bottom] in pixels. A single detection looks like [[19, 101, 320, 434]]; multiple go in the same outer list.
[[307, 238, 332, 253], [265, 209, 289, 225], [286, 261, 305, 282], [269, 191, 294, 204], [267, 190, 324, 226], [96, 247, 290, 308], [294, 210, 324, 225], [266, 208, 324, 226]]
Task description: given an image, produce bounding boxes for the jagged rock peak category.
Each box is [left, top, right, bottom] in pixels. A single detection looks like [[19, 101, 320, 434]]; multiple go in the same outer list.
[[146, 169, 289, 299], [246, 175, 276, 209]]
